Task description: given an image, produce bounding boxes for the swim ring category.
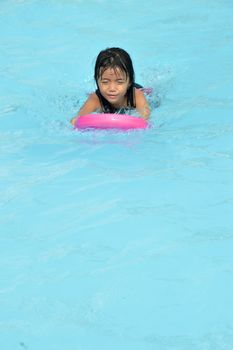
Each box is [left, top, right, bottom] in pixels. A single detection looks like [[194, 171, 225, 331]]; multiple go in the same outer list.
[[74, 113, 148, 130]]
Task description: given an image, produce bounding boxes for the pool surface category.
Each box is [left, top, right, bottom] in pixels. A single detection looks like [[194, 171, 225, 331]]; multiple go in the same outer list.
[[1, 1, 233, 349]]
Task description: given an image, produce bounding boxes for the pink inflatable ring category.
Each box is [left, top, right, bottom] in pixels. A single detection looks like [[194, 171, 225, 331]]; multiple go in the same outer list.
[[74, 113, 148, 130]]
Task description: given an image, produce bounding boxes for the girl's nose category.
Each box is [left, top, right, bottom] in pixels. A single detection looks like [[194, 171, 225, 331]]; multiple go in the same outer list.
[[109, 83, 116, 91]]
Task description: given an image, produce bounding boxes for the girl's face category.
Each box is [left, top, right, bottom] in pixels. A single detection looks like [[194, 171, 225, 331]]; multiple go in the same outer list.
[[97, 67, 130, 108]]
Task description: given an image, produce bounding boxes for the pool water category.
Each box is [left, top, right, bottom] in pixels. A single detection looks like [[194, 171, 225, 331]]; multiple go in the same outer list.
[[1, 1, 233, 349]]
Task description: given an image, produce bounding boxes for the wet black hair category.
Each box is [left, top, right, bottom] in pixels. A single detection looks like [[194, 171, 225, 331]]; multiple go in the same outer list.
[[94, 47, 136, 112]]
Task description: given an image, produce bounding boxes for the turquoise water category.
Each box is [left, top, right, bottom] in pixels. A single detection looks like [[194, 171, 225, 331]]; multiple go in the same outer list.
[[1, 1, 233, 349]]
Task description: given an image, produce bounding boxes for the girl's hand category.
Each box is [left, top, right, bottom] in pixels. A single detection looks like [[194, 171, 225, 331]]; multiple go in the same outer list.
[[140, 105, 150, 119], [70, 116, 78, 126]]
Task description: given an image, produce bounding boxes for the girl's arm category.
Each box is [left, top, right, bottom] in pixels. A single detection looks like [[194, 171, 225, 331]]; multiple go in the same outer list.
[[70, 93, 100, 125], [135, 89, 151, 119]]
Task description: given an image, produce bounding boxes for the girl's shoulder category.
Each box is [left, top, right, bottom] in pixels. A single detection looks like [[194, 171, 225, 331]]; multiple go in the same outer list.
[[134, 87, 145, 99], [88, 92, 99, 102], [134, 87, 150, 118], [86, 92, 101, 108], [77, 92, 101, 116]]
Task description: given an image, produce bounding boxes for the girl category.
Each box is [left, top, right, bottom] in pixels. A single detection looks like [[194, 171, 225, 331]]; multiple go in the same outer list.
[[71, 48, 150, 125]]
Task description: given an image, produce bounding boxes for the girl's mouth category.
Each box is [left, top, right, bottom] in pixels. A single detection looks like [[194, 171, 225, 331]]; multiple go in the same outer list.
[[107, 94, 118, 100]]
